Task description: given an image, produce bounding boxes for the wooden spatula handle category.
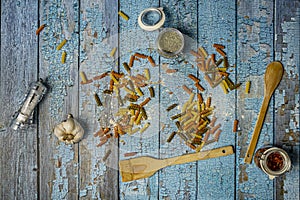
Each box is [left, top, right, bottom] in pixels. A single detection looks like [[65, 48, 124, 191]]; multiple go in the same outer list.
[[165, 146, 234, 166], [244, 97, 270, 164]]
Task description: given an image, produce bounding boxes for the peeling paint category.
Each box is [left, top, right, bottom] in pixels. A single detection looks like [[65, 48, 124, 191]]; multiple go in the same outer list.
[[51, 143, 75, 199], [41, 0, 79, 119]]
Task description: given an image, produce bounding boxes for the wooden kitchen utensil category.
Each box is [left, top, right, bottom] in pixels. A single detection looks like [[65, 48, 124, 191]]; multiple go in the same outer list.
[[244, 61, 284, 164], [119, 145, 234, 182]]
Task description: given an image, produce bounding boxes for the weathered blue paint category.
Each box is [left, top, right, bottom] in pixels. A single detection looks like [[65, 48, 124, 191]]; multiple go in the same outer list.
[[274, 1, 300, 199], [39, 0, 80, 199], [236, 0, 275, 199], [1, 0, 299, 199], [197, 0, 236, 199], [118, 0, 160, 198]]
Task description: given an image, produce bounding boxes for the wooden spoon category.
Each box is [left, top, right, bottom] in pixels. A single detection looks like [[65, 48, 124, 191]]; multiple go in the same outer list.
[[244, 61, 284, 164], [119, 145, 234, 182]]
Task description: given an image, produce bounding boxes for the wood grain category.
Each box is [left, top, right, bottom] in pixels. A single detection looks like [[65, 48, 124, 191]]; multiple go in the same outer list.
[[38, 0, 80, 199], [78, 0, 119, 199], [197, 0, 237, 199], [236, 0, 275, 199], [118, 0, 160, 199], [0, 0, 299, 199], [0, 0, 39, 199], [274, 0, 300, 199], [158, 0, 199, 199]]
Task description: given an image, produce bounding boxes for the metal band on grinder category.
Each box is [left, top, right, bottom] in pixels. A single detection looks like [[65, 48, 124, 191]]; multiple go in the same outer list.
[[138, 7, 165, 31]]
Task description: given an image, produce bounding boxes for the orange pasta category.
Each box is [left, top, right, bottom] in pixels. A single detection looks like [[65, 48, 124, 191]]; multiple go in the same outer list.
[[36, 24, 46, 35], [129, 55, 135, 67], [147, 56, 156, 67], [134, 53, 147, 59], [233, 119, 239, 132], [213, 43, 225, 49], [188, 74, 200, 82]]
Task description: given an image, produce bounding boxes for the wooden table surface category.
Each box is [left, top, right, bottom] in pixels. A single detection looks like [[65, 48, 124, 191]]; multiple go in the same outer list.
[[1, 0, 299, 199]]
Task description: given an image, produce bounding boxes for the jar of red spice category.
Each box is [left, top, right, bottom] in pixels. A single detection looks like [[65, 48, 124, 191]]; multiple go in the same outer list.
[[254, 147, 291, 179]]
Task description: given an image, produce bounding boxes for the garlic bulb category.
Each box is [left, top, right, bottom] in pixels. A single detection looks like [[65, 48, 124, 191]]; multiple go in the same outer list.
[[54, 114, 84, 144]]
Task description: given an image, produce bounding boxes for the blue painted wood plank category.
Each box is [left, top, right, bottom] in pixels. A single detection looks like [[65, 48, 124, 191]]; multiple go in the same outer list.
[[274, 1, 300, 199], [236, 0, 275, 199], [78, 0, 119, 199], [38, 0, 80, 199], [197, 1, 236, 199], [118, 0, 160, 199], [158, 0, 198, 199], [0, 0, 39, 199]]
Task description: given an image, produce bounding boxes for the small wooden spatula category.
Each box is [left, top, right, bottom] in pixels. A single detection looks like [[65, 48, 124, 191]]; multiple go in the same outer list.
[[119, 145, 234, 182]]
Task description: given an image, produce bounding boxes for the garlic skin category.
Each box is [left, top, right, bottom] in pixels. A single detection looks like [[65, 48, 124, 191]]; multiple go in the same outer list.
[[54, 114, 84, 144]]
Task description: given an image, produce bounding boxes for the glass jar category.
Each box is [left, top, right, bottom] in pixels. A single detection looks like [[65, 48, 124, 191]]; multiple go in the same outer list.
[[156, 28, 184, 58], [254, 146, 291, 179]]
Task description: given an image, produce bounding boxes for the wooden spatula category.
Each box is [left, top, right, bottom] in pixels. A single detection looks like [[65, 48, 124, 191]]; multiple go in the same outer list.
[[119, 145, 234, 182], [244, 61, 284, 164]]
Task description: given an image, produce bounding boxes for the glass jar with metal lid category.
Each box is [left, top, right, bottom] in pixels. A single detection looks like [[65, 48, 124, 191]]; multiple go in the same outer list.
[[254, 146, 291, 179]]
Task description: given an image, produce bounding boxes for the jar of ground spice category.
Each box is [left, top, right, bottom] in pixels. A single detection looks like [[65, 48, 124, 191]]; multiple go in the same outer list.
[[156, 28, 184, 58], [254, 147, 291, 179]]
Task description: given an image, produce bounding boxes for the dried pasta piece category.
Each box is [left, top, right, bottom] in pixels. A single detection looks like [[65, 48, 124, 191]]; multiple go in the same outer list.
[[214, 129, 222, 142], [182, 85, 193, 94], [135, 86, 144, 96], [166, 103, 178, 112], [198, 47, 208, 58], [233, 119, 239, 132], [195, 82, 205, 92], [216, 48, 226, 57], [80, 71, 92, 84], [110, 47, 117, 57], [148, 56, 156, 67], [166, 69, 178, 73], [148, 86, 155, 97], [56, 39, 67, 50], [129, 55, 135, 67], [118, 11, 129, 21], [139, 122, 150, 134], [220, 82, 229, 94], [213, 43, 225, 49], [197, 93, 203, 103], [206, 96, 211, 108], [245, 81, 251, 94], [36, 24, 46, 35], [140, 97, 151, 107], [134, 53, 148, 59], [102, 149, 112, 161], [190, 50, 202, 58], [93, 93, 103, 106], [144, 68, 150, 80], [61, 51, 67, 64], [93, 71, 109, 80], [188, 74, 200, 82], [124, 152, 138, 157], [167, 132, 177, 142]]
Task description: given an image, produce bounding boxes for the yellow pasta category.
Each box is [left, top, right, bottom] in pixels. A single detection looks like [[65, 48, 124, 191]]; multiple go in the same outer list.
[[135, 86, 144, 96], [245, 81, 251, 94], [118, 11, 129, 21], [61, 51, 66, 64], [110, 73, 119, 84], [188, 93, 195, 104], [220, 82, 229, 94], [199, 46, 208, 58], [144, 68, 150, 80], [56, 39, 67, 50], [139, 122, 150, 134], [110, 47, 117, 57], [80, 71, 88, 83]]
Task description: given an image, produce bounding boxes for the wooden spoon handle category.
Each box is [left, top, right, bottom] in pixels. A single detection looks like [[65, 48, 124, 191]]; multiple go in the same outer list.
[[165, 146, 234, 166], [244, 96, 271, 164]]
